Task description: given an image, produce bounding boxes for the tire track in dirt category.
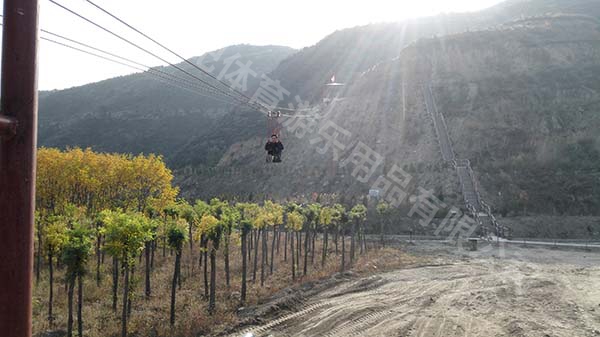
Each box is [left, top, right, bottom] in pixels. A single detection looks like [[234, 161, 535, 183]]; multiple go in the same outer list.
[[230, 256, 600, 337]]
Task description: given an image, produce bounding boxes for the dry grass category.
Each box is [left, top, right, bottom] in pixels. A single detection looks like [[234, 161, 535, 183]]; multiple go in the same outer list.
[[32, 235, 427, 337]]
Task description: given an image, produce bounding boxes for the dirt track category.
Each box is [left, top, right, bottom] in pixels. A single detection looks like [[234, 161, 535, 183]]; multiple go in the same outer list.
[[231, 244, 600, 337]]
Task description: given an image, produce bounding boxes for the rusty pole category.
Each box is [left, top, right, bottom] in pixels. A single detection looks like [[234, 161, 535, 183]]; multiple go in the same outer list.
[[0, 0, 39, 336]]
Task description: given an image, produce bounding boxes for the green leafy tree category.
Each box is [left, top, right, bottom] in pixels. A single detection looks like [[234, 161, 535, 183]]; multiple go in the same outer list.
[[193, 200, 211, 298], [302, 204, 321, 275], [44, 217, 68, 326], [349, 204, 367, 264], [319, 206, 334, 267], [167, 224, 188, 326], [199, 210, 222, 314], [286, 210, 304, 280], [103, 211, 153, 337], [62, 225, 93, 337], [237, 202, 259, 304], [376, 201, 390, 248]]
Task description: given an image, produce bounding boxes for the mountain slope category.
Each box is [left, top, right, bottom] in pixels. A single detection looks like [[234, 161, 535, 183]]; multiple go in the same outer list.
[[177, 5, 600, 216], [38, 44, 295, 160], [39, 0, 600, 216]]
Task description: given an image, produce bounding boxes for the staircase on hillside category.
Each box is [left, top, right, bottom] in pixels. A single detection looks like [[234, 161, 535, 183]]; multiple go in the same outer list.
[[422, 84, 511, 239]]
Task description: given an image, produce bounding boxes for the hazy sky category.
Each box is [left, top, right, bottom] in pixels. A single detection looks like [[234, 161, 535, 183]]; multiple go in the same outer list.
[[3, 0, 503, 90]]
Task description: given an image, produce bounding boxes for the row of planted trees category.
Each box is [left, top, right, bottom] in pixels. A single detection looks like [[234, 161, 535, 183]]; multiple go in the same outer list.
[[34, 148, 384, 337]]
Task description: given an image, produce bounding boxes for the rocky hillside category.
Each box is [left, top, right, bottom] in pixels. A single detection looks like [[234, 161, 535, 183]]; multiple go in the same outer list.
[[178, 11, 600, 217]]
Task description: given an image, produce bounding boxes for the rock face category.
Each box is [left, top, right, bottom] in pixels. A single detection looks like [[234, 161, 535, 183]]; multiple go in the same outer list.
[[40, 0, 600, 216]]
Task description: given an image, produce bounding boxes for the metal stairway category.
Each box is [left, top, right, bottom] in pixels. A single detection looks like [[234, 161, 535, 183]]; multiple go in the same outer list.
[[423, 84, 511, 239]]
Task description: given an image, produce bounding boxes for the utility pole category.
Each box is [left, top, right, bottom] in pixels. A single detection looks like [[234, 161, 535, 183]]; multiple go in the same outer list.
[[0, 1, 39, 337]]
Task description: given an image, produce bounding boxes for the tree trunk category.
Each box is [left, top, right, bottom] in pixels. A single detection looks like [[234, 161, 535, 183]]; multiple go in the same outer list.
[[334, 228, 339, 255], [128, 266, 134, 318], [77, 274, 83, 337], [284, 230, 288, 262], [341, 233, 346, 272], [203, 240, 209, 299], [151, 240, 156, 270], [240, 229, 248, 305], [121, 265, 130, 337], [208, 248, 217, 314], [311, 228, 316, 265], [303, 227, 309, 276], [380, 220, 385, 249], [224, 229, 231, 287], [264, 229, 269, 267], [362, 226, 368, 254], [252, 229, 259, 283], [96, 235, 102, 286], [48, 249, 54, 325], [322, 227, 328, 267], [290, 231, 295, 281], [66, 276, 75, 337], [36, 230, 42, 284], [189, 223, 194, 256], [260, 229, 267, 286], [170, 250, 181, 326], [101, 236, 106, 264], [296, 231, 301, 271], [270, 225, 277, 275], [112, 257, 119, 311], [276, 224, 282, 254], [350, 221, 356, 264], [199, 234, 205, 268], [145, 241, 151, 298], [359, 226, 364, 255]]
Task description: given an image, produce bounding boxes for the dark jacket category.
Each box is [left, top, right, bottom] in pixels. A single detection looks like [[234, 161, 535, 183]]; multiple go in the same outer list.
[[265, 141, 284, 155]]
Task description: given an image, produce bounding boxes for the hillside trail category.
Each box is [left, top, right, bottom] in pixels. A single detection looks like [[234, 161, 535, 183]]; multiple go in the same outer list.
[[231, 245, 600, 337]]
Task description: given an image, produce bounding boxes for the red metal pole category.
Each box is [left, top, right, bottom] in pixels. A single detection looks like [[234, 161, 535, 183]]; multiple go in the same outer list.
[[0, 0, 39, 337]]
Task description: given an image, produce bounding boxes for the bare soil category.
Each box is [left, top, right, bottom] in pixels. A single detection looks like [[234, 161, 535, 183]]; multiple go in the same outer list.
[[228, 243, 600, 337]]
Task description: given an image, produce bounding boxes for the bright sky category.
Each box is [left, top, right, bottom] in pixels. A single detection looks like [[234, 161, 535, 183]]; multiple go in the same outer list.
[[3, 0, 503, 90]]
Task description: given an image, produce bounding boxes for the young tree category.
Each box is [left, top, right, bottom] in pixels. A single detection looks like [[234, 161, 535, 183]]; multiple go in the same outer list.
[[193, 200, 211, 297], [237, 202, 259, 305], [178, 201, 197, 257], [220, 202, 240, 287], [319, 206, 334, 267], [104, 211, 153, 337], [302, 204, 320, 275], [331, 204, 345, 255], [334, 205, 349, 272], [167, 223, 188, 326], [142, 209, 160, 298], [376, 201, 390, 248], [349, 204, 367, 264], [43, 217, 68, 326], [286, 211, 304, 281], [199, 210, 222, 314], [264, 201, 283, 275], [62, 225, 92, 337], [254, 206, 270, 286]]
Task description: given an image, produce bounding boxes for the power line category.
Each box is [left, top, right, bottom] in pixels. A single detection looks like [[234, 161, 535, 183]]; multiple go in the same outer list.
[[47, 0, 263, 111], [0, 16, 252, 106], [13, 3, 319, 118], [83, 0, 269, 112], [38, 28, 246, 103], [39, 35, 245, 105]]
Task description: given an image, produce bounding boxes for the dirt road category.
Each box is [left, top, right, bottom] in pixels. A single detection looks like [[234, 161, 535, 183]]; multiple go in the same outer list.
[[232, 245, 600, 337]]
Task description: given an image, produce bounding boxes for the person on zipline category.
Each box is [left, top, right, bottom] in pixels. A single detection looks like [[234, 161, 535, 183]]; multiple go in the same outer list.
[[265, 134, 284, 163]]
